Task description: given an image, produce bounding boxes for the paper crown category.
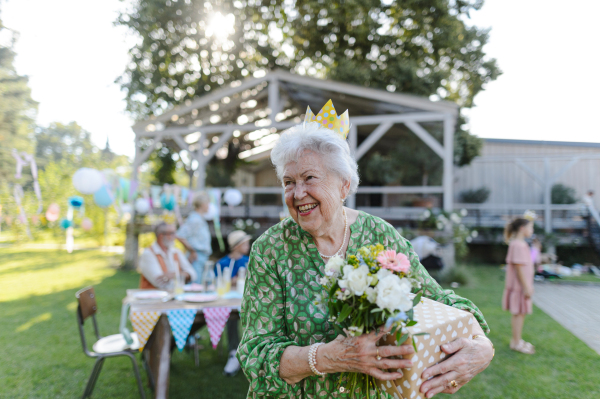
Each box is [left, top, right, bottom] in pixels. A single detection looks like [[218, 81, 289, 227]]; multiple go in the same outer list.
[[304, 100, 350, 140], [523, 210, 537, 221]]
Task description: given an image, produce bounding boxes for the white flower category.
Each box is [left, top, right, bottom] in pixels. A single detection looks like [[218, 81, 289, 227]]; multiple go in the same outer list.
[[365, 286, 377, 303], [319, 276, 330, 286], [325, 256, 345, 276], [466, 236, 472, 243], [460, 208, 468, 217], [450, 213, 461, 224], [338, 264, 373, 296], [375, 275, 412, 312], [376, 268, 393, 281], [436, 222, 444, 230], [347, 326, 364, 336], [471, 230, 479, 238]]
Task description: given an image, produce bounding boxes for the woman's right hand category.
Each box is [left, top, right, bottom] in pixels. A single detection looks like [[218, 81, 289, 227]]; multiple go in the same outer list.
[[523, 285, 534, 298], [316, 327, 415, 381]]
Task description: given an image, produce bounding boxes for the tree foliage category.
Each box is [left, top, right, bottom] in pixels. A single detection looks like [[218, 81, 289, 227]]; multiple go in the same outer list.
[[0, 22, 37, 184], [117, 0, 499, 182]]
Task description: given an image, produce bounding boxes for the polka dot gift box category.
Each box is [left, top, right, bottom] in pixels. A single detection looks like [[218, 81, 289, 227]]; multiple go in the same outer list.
[[376, 296, 475, 399]]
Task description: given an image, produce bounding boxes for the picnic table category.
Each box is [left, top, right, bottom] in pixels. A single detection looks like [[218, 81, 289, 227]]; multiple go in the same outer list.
[[124, 289, 243, 399]]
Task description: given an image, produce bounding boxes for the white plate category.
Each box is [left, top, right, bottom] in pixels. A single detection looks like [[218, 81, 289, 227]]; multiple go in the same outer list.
[[184, 283, 205, 292], [133, 291, 169, 300], [178, 293, 219, 303]]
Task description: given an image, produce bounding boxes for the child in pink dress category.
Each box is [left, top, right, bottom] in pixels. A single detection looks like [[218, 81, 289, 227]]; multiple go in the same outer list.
[[502, 217, 535, 354]]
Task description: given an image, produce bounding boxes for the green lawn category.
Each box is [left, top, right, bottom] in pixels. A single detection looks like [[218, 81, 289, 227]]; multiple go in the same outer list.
[[0, 248, 598, 398]]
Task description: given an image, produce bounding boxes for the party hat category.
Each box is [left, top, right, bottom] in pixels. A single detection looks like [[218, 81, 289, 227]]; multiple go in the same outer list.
[[304, 100, 350, 140]]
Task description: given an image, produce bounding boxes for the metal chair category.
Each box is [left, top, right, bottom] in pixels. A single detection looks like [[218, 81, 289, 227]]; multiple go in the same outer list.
[[75, 286, 146, 399]]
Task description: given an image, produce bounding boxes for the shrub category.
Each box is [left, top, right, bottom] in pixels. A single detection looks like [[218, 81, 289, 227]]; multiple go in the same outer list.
[[459, 187, 490, 203], [551, 183, 577, 204]]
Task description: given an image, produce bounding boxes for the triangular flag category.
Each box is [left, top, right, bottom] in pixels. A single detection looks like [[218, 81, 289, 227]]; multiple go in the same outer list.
[[167, 309, 197, 351], [130, 311, 161, 351], [204, 307, 233, 349]]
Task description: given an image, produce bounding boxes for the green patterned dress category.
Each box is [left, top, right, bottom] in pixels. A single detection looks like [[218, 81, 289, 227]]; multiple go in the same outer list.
[[238, 211, 489, 398]]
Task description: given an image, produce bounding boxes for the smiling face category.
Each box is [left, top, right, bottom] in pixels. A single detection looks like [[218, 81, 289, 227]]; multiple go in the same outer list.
[[283, 151, 350, 237]]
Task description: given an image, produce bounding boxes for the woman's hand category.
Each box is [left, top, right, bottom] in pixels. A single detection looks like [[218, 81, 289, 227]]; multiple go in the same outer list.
[[419, 336, 494, 398], [317, 327, 415, 381], [523, 285, 534, 299]]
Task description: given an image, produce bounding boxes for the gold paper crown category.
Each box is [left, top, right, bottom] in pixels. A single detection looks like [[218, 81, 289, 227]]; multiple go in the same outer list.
[[523, 210, 537, 221], [304, 100, 350, 140]]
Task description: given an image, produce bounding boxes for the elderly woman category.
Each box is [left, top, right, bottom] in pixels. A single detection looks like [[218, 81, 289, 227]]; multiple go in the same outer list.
[[238, 111, 494, 398], [177, 192, 212, 284]]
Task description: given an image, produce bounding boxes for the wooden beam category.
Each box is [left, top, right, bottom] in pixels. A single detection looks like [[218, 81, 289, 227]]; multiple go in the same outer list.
[[270, 69, 459, 115], [133, 132, 165, 169], [205, 129, 235, 161], [442, 115, 455, 212], [132, 75, 269, 129], [268, 77, 280, 117], [514, 159, 545, 186], [405, 121, 445, 158], [355, 122, 394, 160], [134, 112, 447, 138], [550, 156, 580, 183]]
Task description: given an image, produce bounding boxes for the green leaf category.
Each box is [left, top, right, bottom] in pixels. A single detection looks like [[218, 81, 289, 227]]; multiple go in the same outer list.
[[337, 304, 353, 323], [412, 336, 418, 352], [370, 308, 384, 313], [412, 291, 423, 307], [397, 333, 409, 346], [406, 320, 417, 327]]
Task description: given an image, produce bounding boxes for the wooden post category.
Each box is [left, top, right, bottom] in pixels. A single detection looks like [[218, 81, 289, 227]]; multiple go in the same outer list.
[[443, 115, 455, 212], [123, 137, 141, 270], [347, 125, 358, 209]]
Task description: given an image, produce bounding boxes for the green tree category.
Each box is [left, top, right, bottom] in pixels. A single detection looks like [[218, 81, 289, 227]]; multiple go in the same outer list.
[[34, 122, 97, 167], [117, 0, 498, 181], [0, 22, 37, 184]]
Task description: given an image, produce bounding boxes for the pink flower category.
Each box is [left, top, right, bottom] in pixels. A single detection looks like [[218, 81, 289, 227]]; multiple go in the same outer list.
[[377, 250, 411, 273]]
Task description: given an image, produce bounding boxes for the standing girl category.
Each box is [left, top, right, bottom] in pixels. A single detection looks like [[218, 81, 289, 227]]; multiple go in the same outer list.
[[502, 217, 535, 354]]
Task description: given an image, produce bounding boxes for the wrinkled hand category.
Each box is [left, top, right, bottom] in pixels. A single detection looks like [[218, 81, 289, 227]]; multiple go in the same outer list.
[[318, 326, 415, 381], [420, 337, 493, 398], [182, 271, 191, 283], [188, 251, 198, 262]]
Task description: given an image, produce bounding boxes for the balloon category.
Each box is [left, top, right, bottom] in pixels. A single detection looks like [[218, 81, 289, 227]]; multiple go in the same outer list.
[[59, 218, 72, 229], [202, 202, 218, 221], [134, 198, 151, 214], [160, 193, 175, 211], [69, 196, 84, 208], [118, 178, 130, 202], [81, 218, 93, 231], [46, 203, 60, 222], [94, 185, 114, 208], [72, 168, 103, 194], [224, 188, 243, 206]]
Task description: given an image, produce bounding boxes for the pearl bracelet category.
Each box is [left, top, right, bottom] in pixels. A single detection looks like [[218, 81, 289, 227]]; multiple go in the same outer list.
[[308, 343, 326, 376]]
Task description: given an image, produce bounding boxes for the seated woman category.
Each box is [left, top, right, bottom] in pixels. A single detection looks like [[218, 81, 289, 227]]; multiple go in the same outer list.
[[238, 102, 494, 398]]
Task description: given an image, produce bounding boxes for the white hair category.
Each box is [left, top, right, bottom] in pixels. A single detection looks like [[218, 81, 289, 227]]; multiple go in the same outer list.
[[270, 122, 359, 195]]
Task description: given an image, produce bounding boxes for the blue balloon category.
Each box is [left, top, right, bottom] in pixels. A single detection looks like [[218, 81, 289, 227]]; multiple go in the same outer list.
[[68, 196, 84, 208], [160, 193, 175, 211], [59, 218, 72, 230], [94, 185, 114, 208]]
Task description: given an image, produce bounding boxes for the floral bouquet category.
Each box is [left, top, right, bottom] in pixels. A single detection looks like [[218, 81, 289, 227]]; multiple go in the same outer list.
[[317, 244, 424, 397]]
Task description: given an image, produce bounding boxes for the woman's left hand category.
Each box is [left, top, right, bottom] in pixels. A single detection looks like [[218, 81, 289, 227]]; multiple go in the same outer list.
[[419, 336, 493, 398]]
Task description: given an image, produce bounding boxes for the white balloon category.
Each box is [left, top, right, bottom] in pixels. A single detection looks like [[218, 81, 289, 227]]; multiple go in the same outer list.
[[72, 168, 103, 194], [224, 188, 243, 206], [135, 198, 151, 214], [202, 202, 218, 220]]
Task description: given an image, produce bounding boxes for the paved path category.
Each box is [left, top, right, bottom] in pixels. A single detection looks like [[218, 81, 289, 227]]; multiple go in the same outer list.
[[533, 283, 600, 355]]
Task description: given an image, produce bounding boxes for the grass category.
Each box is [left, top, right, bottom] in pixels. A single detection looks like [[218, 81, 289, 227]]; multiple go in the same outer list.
[[559, 274, 600, 283], [0, 248, 598, 398]]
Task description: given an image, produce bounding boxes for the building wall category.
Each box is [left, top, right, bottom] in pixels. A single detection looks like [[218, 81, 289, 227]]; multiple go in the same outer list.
[[454, 139, 600, 207]]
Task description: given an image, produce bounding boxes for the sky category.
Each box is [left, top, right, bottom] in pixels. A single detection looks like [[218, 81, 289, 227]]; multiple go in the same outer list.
[[3, 0, 600, 159]]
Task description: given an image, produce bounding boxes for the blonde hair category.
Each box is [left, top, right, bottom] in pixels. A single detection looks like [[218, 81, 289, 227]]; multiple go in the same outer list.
[[503, 218, 531, 242], [192, 192, 210, 210]]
